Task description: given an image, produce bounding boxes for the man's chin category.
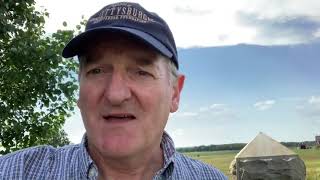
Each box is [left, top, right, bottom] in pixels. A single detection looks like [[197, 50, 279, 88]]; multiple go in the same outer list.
[[97, 137, 144, 158]]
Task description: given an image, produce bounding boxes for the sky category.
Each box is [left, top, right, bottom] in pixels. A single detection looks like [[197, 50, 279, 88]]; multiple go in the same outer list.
[[35, 0, 320, 147]]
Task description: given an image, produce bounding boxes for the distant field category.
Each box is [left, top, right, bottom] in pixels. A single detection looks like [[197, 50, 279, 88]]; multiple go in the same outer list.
[[294, 148, 320, 180], [184, 148, 320, 179]]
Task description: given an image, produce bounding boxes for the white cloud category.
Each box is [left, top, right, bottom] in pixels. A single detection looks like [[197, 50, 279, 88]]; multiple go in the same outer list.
[[280, 97, 305, 102], [199, 104, 230, 114], [199, 106, 209, 112], [171, 111, 198, 118], [309, 96, 320, 105], [199, 103, 236, 121], [182, 112, 198, 116], [237, 0, 320, 19], [209, 103, 225, 109], [296, 96, 320, 119], [313, 28, 320, 38], [33, 0, 314, 47], [36, 0, 320, 47], [171, 128, 185, 136], [254, 100, 275, 111], [209, 104, 231, 116], [174, 5, 212, 16], [170, 103, 236, 122]]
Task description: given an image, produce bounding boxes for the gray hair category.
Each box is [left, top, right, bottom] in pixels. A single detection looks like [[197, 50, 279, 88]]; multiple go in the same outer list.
[[166, 57, 179, 83]]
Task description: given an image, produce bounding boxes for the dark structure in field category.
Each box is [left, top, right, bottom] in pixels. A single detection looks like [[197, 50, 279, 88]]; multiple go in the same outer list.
[[230, 132, 306, 180], [316, 136, 320, 146], [299, 144, 306, 149]]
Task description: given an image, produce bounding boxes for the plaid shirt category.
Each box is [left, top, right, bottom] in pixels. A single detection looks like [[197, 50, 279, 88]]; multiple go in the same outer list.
[[0, 132, 227, 179]]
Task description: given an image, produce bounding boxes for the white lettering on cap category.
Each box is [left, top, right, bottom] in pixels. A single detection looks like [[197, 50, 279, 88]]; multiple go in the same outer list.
[[89, 3, 155, 24]]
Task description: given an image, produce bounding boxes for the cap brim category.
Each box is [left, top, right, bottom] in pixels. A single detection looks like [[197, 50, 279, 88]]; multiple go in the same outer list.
[[62, 27, 173, 59]]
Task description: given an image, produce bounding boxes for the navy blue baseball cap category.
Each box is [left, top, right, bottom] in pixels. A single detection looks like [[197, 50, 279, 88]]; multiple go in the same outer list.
[[62, 2, 179, 69]]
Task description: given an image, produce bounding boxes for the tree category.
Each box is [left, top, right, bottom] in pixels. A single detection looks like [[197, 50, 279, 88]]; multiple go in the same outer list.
[[0, 0, 82, 154]]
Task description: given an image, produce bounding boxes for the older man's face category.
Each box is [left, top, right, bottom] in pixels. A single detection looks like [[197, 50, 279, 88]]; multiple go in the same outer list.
[[77, 35, 184, 158]]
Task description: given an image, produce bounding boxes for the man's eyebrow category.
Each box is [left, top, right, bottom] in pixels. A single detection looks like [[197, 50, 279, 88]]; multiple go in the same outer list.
[[132, 55, 158, 66]]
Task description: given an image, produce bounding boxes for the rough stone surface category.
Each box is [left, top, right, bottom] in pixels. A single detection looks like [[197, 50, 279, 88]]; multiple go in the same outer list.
[[236, 156, 306, 180]]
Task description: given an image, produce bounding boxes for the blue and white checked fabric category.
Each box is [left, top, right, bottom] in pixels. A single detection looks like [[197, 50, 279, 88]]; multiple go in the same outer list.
[[0, 132, 227, 179]]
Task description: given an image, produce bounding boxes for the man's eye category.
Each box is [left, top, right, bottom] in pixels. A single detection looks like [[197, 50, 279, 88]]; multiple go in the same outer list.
[[128, 68, 156, 82], [137, 70, 151, 76], [87, 68, 102, 75]]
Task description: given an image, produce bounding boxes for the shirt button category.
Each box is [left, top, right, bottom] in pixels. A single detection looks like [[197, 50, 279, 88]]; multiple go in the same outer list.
[[88, 167, 98, 178]]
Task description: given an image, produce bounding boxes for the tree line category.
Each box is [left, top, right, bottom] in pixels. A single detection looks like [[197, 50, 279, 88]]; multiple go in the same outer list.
[[177, 141, 316, 152]]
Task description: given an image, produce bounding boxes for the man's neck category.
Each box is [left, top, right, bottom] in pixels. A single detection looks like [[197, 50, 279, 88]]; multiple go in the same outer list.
[[88, 144, 164, 180]]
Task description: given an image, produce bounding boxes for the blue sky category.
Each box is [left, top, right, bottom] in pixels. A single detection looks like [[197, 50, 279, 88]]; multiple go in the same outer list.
[[166, 44, 320, 147], [36, 0, 320, 147]]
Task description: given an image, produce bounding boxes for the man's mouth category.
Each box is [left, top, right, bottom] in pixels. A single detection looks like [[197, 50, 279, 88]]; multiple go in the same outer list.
[[103, 114, 136, 122]]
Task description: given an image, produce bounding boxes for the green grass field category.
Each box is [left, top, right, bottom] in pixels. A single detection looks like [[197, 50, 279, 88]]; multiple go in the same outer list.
[[184, 148, 320, 179]]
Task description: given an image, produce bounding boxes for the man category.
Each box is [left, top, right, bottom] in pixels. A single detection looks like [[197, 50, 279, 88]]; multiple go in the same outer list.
[[0, 2, 227, 179]]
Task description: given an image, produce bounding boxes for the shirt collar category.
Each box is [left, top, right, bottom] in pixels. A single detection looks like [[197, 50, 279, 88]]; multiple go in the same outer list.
[[78, 131, 177, 178], [158, 131, 176, 178], [79, 134, 97, 179], [161, 131, 176, 165]]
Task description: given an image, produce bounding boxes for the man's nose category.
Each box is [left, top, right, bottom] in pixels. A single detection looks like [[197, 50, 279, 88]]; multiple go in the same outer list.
[[104, 71, 131, 105]]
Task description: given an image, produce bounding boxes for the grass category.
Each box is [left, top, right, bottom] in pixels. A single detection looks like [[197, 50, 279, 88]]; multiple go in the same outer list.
[[293, 148, 320, 180], [184, 148, 320, 179]]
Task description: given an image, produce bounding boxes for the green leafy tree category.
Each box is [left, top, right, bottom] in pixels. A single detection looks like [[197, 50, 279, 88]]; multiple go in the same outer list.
[[0, 0, 82, 154]]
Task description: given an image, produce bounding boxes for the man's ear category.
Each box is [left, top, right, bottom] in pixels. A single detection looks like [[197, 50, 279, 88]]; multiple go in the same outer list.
[[170, 74, 185, 113]]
